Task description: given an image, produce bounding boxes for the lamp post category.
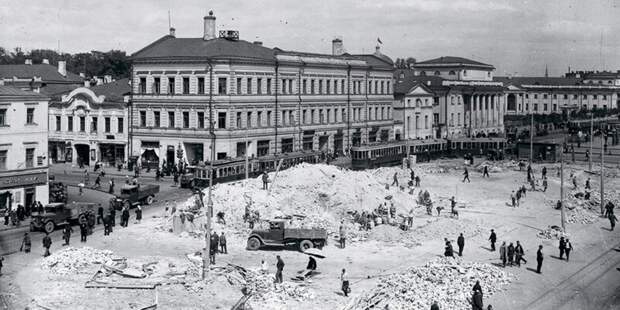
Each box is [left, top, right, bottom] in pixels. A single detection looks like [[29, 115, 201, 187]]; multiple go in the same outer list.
[[201, 61, 215, 280], [589, 112, 593, 171], [529, 112, 534, 163], [600, 131, 605, 215]]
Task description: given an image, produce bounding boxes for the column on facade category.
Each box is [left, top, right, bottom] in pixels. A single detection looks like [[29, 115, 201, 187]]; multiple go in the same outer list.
[[473, 95, 478, 128], [492, 95, 496, 126]]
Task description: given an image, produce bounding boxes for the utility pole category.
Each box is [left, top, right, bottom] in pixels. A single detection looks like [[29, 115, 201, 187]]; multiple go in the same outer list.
[[560, 133, 566, 231], [202, 61, 215, 280], [530, 112, 534, 163], [600, 132, 605, 215], [589, 112, 593, 171]]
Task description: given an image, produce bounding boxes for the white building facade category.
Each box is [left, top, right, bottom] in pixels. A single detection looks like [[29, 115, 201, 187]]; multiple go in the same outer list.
[[0, 86, 50, 210]]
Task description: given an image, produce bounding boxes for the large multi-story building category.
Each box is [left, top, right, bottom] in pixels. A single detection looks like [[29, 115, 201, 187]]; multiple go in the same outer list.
[[129, 12, 394, 166], [0, 86, 50, 210], [395, 56, 506, 138], [48, 79, 130, 167]]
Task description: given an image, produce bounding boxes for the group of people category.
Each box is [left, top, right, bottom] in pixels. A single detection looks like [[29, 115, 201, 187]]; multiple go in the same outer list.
[[443, 233, 466, 257], [2, 200, 45, 227], [489, 229, 549, 274], [208, 231, 228, 264]]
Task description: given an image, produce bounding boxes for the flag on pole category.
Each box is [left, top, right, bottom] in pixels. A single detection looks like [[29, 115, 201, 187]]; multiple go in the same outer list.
[[377, 37, 383, 44]]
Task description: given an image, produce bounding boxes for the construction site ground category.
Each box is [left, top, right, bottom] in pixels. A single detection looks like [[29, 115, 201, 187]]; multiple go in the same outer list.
[[0, 159, 619, 310]]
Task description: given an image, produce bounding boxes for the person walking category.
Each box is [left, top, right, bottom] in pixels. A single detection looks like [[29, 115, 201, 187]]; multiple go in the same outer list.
[[585, 178, 591, 190], [108, 178, 115, 194], [499, 242, 507, 267], [542, 166, 547, 179], [339, 221, 347, 249], [79, 222, 88, 242], [20, 232, 31, 253], [94, 175, 101, 189], [275, 255, 284, 284], [471, 290, 484, 310], [462, 168, 470, 183], [262, 171, 269, 190], [121, 207, 130, 227], [135, 205, 142, 224], [97, 204, 104, 225], [483, 166, 490, 178], [542, 177, 548, 192], [42, 232, 52, 257], [110, 207, 116, 227], [219, 232, 227, 254], [507, 242, 515, 266], [457, 233, 465, 256], [391, 172, 399, 187], [489, 229, 497, 251], [209, 233, 218, 264], [515, 241, 527, 266], [536, 245, 544, 274], [341, 268, 350, 297], [410, 169, 415, 181], [103, 214, 111, 236], [511, 192, 516, 208], [564, 239, 573, 261], [62, 225, 73, 246], [559, 237, 566, 260], [84, 170, 90, 186], [415, 175, 421, 187], [609, 212, 618, 231]]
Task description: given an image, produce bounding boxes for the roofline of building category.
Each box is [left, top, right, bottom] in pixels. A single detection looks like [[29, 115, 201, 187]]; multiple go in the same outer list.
[[414, 63, 495, 70]]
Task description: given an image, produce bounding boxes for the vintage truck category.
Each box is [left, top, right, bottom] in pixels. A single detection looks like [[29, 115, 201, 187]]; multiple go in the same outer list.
[[246, 220, 328, 252], [30, 202, 97, 233], [110, 184, 160, 210]]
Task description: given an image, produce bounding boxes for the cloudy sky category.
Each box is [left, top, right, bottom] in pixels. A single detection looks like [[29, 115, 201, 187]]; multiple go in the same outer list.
[[1, 0, 619, 76]]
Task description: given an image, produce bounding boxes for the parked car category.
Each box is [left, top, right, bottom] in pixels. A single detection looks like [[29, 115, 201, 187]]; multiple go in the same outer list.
[[110, 184, 160, 210], [30, 202, 97, 233], [246, 220, 327, 252]]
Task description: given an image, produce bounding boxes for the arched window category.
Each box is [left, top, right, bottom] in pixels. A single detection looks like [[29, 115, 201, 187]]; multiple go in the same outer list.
[[415, 99, 422, 107], [434, 71, 441, 76], [420, 71, 426, 76], [451, 96, 455, 105], [449, 71, 456, 75]]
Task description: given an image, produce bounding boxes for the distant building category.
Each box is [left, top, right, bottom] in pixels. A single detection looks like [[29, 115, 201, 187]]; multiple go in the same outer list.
[[395, 56, 505, 138], [393, 81, 436, 140], [0, 60, 83, 96], [129, 11, 394, 167], [48, 79, 130, 167], [0, 86, 50, 210]]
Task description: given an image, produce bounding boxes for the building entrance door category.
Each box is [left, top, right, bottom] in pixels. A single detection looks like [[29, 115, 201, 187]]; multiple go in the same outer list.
[[75, 144, 90, 166], [25, 187, 35, 209]]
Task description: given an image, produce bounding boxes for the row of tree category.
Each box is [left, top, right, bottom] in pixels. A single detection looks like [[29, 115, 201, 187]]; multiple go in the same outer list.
[[0, 47, 130, 79]]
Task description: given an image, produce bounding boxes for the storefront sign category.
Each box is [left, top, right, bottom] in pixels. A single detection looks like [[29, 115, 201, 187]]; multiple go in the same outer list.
[[0, 171, 47, 189]]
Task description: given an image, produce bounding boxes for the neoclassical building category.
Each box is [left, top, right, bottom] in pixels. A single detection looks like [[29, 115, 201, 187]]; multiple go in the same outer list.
[[48, 79, 130, 167], [129, 11, 394, 166]]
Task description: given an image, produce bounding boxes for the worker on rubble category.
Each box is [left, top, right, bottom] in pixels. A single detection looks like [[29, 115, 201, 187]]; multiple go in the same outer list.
[[473, 280, 482, 293], [42, 232, 52, 257], [488, 229, 497, 251], [410, 169, 415, 181], [339, 221, 347, 249], [216, 211, 226, 224], [585, 178, 591, 190], [511, 191, 516, 208], [604, 201, 615, 218], [558, 237, 566, 260], [471, 289, 484, 310], [135, 205, 142, 224], [462, 167, 470, 183], [305, 256, 317, 276], [340, 268, 350, 297], [219, 232, 227, 254], [482, 165, 489, 178], [391, 172, 399, 187], [527, 164, 532, 182], [275, 255, 285, 284], [262, 171, 269, 190], [415, 175, 421, 187], [536, 245, 544, 274], [542, 177, 548, 192], [542, 166, 547, 179], [609, 212, 618, 231], [209, 233, 218, 264], [213, 231, 220, 253], [457, 233, 465, 256]]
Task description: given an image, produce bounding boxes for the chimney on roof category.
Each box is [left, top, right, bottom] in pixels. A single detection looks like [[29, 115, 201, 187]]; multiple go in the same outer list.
[[42, 58, 49, 64], [332, 37, 344, 56], [253, 41, 263, 46], [375, 45, 381, 54], [25, 59, 32, 65], [58, 60, 66, 77], [169, 27, 176, 37], [104, 75, 112, 84], [203, 10, 216, 41]]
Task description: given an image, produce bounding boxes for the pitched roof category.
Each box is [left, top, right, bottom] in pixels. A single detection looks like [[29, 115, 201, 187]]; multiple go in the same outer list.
[[132, 36, 276, 62], [353, 53, 394, 70], [394, 69, 446, 94], [494, 76, 584, 87], [89, 78, 130, 102], [0, 85, 49, 100], [0, 64, 83, 83], [415, 56, 494, 69]]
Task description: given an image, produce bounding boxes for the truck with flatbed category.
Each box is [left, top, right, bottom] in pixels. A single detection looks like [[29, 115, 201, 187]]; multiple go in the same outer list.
[[30, 202, 97, 233], [246, 220, 328, 252], [110, 184, 159, 210]]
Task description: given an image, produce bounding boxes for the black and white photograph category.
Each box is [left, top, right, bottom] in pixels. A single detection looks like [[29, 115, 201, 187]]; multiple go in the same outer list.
[[0, 0, 619, 309]]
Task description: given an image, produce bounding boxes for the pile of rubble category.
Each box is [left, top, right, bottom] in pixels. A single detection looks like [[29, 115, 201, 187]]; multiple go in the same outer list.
[[344, 257, 512, 310], [567, 207, 598, 224], [41, 247, 113, 275], [537, 225, 569, 240]]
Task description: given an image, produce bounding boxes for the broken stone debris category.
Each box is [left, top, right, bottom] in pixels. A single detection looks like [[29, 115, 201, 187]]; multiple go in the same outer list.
[[41, 247, 113, 275]]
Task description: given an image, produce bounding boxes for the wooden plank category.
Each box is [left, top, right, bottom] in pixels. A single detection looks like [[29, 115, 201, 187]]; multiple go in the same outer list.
[[84, 283, 157, 289]]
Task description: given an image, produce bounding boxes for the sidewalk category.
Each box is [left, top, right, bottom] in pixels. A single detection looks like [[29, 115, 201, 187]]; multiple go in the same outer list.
[[50, 163, 161, 179]]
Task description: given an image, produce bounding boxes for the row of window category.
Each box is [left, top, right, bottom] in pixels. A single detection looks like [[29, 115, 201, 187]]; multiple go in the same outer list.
[[137, 76, 392, 96], [54, 115, 124, 133], [0, 107, 36, 126], [518, 103, 608, 112], [138, 106, 392, 130], [406, 114, 431, 130], [519, 93, 610, 100], [0, 148, 35, 171]]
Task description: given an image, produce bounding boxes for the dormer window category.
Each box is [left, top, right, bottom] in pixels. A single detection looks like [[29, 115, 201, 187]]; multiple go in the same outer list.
[[448, 71, 456, 75], [434, 71, 441, 76]]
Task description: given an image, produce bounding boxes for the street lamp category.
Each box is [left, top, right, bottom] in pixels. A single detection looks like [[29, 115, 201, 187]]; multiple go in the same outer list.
[[589, 111, 593, 171]]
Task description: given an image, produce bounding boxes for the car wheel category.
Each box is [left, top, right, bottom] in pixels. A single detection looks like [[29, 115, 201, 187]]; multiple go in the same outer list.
[[78, 214, 87, 225], [246, 237, 261, 251], [44, 221, 55, 234], [299, 240, 313, 252], [146, 195, 154, 205]]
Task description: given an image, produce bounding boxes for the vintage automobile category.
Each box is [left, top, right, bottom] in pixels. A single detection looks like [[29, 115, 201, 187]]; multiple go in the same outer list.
[[246, 220, 328, 252], [110, 184, 160, 210], [30, 202, 97, 233]]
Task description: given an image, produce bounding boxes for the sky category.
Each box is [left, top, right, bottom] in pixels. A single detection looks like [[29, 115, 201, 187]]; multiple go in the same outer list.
[[1, 0, 619, 76]]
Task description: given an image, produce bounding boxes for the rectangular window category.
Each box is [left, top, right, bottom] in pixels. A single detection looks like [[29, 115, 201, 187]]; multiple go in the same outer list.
[[236, 112, 242, 128], [311, 109, 315, 123], [154, 77, 160, 94], [55, 116, 61, 131], [543, 94, 548, 99], [302, 110, 307, 124], [197, 112, 204, 128], [386, 81, 390, 93], [289, 110, 294, 125], [311, 80, 315, 94], [257, 140, 270, 157], [593, 94, 597, 99], [67, 116, 73, 132], [319, 80, 323, 94], [543, 104, 548, 111], [218, 112, 226, 129], [267, 111, 272, 126], [104, 117, 111, 132], [236, 78, 242, 95], [183, 111, 189, 128], [342, 79, 345, 94], [79, 116, 85, 132], [257, 78, 262, 94], [534, 103, 538, 111], [0, 109, 6, 126], [0, 150, 6, 171], [573, 94, 578, 99], [457, 113, 461, 126], [198, 77, 205, 94], [91, 117, 98, 132], [139, 111, 146, 127], [168, 77, 175, 94], [247, 112, 252, 128], [319, 109, 324, 123], [117, 117, 124, 133], [25, 148, 34, 168], [563, 94, 568, 99], [553, 104, 557, 111], [247, 78, 252, 94], [303, 79, 307, 94], [288, 79, 293, 94], [26, 108, 35, 124], [218, 78, 227, 95], [182, 77, 190, 94], [139, 77, 146, 94], [257, 111, 263, 127], [267, 78, 272, 94], [168, 111, 175, 128], [154, 111, 160, 127]]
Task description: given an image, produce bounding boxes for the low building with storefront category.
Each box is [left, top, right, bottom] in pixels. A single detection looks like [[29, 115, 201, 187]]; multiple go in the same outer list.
[[48, 79, 130, 167], [0, 86, 50, 210]]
